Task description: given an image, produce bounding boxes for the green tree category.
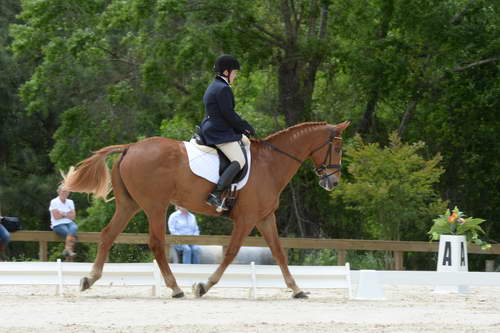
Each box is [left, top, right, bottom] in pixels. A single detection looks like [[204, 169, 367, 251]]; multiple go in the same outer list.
[[1, 0, 72, 259], [1, 0, 58, 228], [166, 0, 335, 125], [332, 132, 447, 241], [329, 0, 500, 139], [6, 0, 500, 266], [325, 0, 500, 246]]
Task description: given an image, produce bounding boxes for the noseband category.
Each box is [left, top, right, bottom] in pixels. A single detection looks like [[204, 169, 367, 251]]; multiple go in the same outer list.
[[261, 130, 342, 179], [309, 132, 343, 179]]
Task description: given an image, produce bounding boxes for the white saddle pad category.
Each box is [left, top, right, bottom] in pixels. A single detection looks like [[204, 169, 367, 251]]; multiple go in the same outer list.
[[184, 139, 251, 190]]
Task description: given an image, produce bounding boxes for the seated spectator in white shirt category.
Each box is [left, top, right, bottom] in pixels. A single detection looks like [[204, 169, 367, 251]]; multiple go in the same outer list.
[[49, 185, 78, 258]]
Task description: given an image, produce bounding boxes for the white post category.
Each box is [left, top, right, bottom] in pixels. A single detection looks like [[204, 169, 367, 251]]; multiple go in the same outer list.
[[57, 259, 64, 296], [345, 262, 353, 299], [354, 270, 385, 300], [152, 260, 162, 297], [249, 261, 257, 299]]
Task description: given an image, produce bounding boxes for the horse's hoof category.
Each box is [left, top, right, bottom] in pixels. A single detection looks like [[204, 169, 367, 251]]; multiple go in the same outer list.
[[172, 291, 185, 299], [293, 291, 309, 299], [192, 282, 208, 298], [80, 277, 90, 292]]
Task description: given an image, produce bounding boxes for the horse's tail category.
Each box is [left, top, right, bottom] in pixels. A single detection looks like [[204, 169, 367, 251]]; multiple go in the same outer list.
[[62, 144, 131, 200]]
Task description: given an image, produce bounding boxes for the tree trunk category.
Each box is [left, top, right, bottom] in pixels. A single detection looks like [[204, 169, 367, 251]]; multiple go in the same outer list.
[[276, 0, 328, 126], [278, 57, 308, 126], [398, 97, 418, 137], [356, 0, 394, 136], [358, 89, 379, 135]]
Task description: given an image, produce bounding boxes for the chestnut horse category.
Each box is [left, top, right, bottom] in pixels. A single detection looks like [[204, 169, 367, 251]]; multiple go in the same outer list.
[[63, 121, 350, 298]]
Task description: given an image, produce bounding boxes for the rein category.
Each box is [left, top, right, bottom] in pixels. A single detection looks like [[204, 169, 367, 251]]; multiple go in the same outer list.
[[260, 130, 343, 178], [261, 141, 303, 164]]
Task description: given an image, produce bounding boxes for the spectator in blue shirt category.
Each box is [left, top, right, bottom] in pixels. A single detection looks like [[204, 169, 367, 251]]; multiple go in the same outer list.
[[167, 206, 201, 264], [0, 217, 10, 261]]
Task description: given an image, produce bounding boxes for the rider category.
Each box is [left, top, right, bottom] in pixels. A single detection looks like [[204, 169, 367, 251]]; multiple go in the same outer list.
[[200, 54, 256, 211]]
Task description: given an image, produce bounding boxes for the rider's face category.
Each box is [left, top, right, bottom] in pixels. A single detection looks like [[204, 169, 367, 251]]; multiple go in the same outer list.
[[224, 70, 238, 84]]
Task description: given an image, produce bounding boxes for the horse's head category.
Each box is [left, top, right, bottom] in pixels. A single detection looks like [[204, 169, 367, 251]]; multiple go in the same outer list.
[[309, 121, 350, 191]]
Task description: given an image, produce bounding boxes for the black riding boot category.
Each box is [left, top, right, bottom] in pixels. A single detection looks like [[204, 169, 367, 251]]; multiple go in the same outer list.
[[207, 161, 241, 211]]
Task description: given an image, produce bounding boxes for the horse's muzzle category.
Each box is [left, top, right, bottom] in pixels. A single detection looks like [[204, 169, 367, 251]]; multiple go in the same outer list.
[[319, 174, 339, 191]]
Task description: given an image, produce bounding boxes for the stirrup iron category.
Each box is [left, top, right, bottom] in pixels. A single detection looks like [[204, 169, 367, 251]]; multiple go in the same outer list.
[[215, 197, 228, 213]]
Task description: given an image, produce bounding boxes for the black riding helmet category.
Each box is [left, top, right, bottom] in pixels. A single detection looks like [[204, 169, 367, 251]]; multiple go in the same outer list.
[[213, 54, 240, 77]]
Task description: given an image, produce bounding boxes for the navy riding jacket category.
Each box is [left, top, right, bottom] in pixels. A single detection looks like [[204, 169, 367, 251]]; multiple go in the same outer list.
[[200, 76, 255, 145]]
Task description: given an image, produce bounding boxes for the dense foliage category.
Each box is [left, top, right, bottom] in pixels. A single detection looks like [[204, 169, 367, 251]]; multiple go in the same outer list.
[[428, 206, 490, 249], [333, 133, 446, 242], [1, 0, 499, 267]]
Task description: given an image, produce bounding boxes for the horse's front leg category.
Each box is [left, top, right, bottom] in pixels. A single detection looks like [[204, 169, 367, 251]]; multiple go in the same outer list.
[[193, 218, 254, 297], [256, 213, 307, 298]]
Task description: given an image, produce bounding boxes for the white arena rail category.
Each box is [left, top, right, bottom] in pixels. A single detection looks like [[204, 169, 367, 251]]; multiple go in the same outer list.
[[0, 261, 353, 299], [2, 261, 498, 299], [353, 270, 500, 286]]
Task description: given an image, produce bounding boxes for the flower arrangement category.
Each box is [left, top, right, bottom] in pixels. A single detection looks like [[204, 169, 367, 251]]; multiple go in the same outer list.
[[428, 206, 491, 250]]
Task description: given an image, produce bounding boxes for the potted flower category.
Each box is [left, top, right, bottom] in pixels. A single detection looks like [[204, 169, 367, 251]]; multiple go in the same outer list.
[[428, 206, 490, 250], [429, 207, 490, 293]]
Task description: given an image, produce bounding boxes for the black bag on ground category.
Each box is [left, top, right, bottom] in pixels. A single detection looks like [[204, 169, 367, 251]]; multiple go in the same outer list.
[[0, 216, 22, 232]]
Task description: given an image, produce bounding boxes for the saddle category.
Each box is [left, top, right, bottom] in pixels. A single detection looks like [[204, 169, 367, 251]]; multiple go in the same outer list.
[[192, 126, 249, 183], [191, 127, 250, 214]]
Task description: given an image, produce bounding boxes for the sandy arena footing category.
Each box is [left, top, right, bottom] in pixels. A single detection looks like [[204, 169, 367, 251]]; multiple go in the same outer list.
[[0, 284, 499, 332]]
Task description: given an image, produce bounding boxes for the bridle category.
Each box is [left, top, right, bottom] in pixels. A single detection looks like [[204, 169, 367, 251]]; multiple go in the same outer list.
[[261, 129, 343, 180], [309, 131, 343, 179]]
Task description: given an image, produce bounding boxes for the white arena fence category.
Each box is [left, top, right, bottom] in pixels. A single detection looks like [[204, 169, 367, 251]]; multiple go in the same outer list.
[[0, 261, 353, 299], [1, 261, 499, 299]]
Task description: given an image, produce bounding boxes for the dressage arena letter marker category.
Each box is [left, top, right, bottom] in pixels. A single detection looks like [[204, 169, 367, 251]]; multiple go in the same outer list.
[[442, 241, 452, 266], [435, 235, 469, 294]]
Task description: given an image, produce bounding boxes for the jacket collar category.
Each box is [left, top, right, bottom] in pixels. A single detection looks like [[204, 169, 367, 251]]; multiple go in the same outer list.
[[215, 75, 230, 86]]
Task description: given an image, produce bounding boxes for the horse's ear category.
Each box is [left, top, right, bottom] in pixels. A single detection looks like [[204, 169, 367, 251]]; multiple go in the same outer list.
[[336, 121, 351, 132]]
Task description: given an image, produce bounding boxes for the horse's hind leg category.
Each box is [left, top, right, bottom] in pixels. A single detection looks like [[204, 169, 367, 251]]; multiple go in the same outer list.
[[193, 218, 255, 297], [80, 201, 138, 291], [256, 213, 307, 299], [145, 207, 184, 298], [80, 163, 139, 291]]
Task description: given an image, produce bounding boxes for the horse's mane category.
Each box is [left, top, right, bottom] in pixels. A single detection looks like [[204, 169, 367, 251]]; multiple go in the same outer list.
[[263, 122, 328, 141]]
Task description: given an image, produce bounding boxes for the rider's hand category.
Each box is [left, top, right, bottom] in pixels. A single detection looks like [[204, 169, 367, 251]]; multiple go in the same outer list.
[[245, 128, 256, 137]]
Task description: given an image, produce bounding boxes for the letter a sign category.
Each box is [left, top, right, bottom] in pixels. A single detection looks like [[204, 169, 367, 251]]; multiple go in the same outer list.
[[437, 235, 468, 271], [435, 235, 469, 293], [442, 241, 452, 266]]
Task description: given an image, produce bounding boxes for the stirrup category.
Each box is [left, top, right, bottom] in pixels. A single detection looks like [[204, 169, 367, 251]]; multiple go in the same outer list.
[[206, 193, 229, 212], [215, 197, 229, 213]]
